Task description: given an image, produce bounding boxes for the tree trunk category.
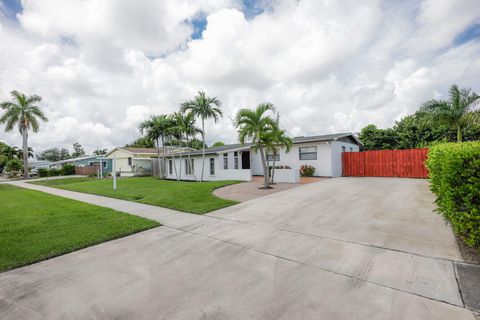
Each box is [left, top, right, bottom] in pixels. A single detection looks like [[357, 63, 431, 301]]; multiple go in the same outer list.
[[201, 117, 205, 182], [186, 134, 198, 181], [457, 125, 462, 142], [22, 127, 29, 179], [161, 136, 166, 179], [156, 138, 161, 179], [271, 152, 276, 184], [259, 146, 269, 189]]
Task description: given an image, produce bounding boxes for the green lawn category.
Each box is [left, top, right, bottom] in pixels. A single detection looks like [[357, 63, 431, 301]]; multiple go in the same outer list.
[[32, 177, 240, 214], [0, 184, 159, 272]]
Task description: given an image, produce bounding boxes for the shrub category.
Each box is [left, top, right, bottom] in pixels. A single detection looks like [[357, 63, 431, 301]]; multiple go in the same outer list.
[[38, 168, 49, 177], [61, 164, 76, 175], [426, 142, 480, 247], [5, 159, 22, 173], [300, 165, 315, 177], [48, 168, 62, 177]]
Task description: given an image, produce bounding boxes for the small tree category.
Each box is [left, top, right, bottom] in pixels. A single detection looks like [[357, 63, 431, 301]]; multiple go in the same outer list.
[[420, 84, 480, 142], [235, 103, 276, 189], [0, 91, 48, 178], [180, 91, 223, 181], [264, 115, 292, 184]]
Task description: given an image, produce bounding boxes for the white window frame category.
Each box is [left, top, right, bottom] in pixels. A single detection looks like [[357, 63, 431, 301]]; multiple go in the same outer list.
[[210, 158, 215, 176], [266, 153, 280, 162], [299, 146, 317, 160], [185, 159, 194, 175], [223, 153, 228, 169]]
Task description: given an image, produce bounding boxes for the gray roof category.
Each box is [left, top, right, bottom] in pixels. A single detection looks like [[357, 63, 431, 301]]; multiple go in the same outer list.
[[179, 132, 361, 156]]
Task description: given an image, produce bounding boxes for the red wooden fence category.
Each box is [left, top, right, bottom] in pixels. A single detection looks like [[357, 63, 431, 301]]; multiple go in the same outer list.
[[342, 149, 428, 178], [75, 165, 99, 176]]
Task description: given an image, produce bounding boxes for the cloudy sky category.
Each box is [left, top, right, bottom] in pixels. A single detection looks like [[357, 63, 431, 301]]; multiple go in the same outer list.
[[0, 0, 479, 153]]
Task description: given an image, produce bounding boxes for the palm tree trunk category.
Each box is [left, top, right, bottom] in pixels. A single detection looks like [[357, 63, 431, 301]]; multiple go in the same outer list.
[[456, 125, 462, 142], [201, 117, 205, 182], [271, 152, 276, 184], [259, 146, 269, 189], [161, 136, 166, 179], [186, 134, 198, 181], [172, 152, 178, 180], [22, 127, 29, 179], [156, 138, 161, 179]]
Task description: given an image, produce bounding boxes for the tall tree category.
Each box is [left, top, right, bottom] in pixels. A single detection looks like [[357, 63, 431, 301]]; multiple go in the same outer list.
[[93, 148, 108, 156], [212, 141, 225, 147], [358, 124, 399, 150], [36, 147, 70, 162], [264, 115, 293, 184], [0, 91, 48, 178], [235, 103, 276, 189], [172, 111, 201, 180], [71, 142, 86, 158], [420, 84, 480, 142], [139, 114, 173, 179], [180, 91, 222, 181], [125, 136, 155, 148]]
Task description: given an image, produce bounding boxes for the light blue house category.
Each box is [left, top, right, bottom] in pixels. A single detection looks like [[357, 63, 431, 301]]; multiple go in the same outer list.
[[50, 155, 113, 174]]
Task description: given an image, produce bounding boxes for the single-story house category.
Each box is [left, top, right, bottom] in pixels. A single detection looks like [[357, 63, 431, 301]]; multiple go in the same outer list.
[[105, 146, 192, 177], [165, 132, 361, 182], [50, 155, 112, 174]]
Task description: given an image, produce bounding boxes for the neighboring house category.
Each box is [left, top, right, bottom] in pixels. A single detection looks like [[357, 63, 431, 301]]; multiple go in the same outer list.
[[50, 156, 112, 174], [166, 132, 361, 181], [28, 160, 51, 170], [105, 147, 192, 177]]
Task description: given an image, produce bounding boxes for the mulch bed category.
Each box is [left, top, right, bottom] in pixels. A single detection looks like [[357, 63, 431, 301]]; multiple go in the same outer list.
[[456, 234, 480, 265]]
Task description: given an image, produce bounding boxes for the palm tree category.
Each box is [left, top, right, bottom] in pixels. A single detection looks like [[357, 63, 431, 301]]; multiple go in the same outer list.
[[235, 103, 276, 189], [0, 91, 48, 178], [1, 145, 19, 160], [139, 114, 173, 179], [420, 84, 480, 142], [174, 111, 201, 181], [265, 116, 293, 184], [180, 91, 222, 181], [16, 147, 34, 160]]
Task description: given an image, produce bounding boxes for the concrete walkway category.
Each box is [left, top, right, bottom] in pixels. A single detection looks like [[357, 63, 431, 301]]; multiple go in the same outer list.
[[0, 178, 477, 319]]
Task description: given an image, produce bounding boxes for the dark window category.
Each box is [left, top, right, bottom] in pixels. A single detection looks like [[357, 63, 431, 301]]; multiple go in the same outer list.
[[128, 157, 132, 166], [266, 153, 280, 161], [185, 159, 194, 175], [169, 160, 173, 174], [210, 158, 215, 175], [299, 146, 317, 160], [234, 152, 239, 169], [349, 147, 353, 151], [342, 146, 346, 152], [223, 154, 228, 169]]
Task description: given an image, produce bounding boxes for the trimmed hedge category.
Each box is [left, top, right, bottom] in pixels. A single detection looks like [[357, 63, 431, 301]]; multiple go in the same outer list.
[[38, 164, 76, 178], [426, 142, 480, 247]]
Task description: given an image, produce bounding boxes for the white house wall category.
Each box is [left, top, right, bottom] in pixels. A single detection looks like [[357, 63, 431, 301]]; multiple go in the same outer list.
[[165, 154, 250, 181], [251, 141, 334, 177]]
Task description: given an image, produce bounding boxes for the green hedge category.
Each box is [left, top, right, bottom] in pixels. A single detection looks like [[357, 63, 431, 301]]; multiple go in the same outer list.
[[38, 164, 76, 178], [426, 142, 480, 247]]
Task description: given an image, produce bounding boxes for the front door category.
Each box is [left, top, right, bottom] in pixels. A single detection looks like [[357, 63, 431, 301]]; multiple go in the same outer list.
[[241, 151, 250, 169]]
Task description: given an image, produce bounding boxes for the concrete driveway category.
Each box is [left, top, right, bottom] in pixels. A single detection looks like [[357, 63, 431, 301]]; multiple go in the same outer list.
[[0, 178, 476, 319]]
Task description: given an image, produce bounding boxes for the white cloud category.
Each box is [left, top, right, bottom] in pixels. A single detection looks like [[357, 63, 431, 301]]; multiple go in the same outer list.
[[0, 0, 479, 154]]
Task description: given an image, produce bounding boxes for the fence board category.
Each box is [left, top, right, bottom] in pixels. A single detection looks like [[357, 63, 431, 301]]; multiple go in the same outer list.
[[342, 148, 428, 178]]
